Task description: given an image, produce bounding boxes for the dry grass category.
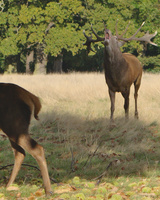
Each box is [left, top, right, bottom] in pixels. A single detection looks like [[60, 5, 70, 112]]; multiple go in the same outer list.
[[0, 72, 160, 183], [0, 72, 160, 125]]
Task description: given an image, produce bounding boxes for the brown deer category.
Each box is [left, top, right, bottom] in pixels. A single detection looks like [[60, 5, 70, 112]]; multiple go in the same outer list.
[[83, 21, 157, 121], [0, 83, 52, 196]]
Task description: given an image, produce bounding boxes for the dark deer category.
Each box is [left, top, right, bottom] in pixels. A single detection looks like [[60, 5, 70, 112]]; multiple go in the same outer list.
[[83, 21, 157, 121], [0, 83, 52, 196]]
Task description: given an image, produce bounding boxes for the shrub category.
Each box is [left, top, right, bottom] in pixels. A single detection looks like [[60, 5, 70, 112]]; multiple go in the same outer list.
[[138, 55, 160, 73]]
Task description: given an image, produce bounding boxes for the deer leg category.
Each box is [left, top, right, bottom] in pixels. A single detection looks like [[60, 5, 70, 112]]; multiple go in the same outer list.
[[134, 79, 141, 119], [6, 140, 25, 187], [108, 89, 115, 121], [122, 91, 130, 119], [17, 134, 52, 196], [134, 91, 138, 119]]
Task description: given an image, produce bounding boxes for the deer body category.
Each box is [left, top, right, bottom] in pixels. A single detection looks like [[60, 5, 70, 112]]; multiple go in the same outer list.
[[83, 22, 157, 120], [0, 83, 52, 196], [104, 49, 142, 119]]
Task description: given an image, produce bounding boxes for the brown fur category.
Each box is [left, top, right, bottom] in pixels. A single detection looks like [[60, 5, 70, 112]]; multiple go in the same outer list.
[[0, 83, 52, 196]]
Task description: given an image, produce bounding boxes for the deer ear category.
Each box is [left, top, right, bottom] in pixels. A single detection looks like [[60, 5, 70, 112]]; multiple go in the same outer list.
[[118, 41, 125, 47]]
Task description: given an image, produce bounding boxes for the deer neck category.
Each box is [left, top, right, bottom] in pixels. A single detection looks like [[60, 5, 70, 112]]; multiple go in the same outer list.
[[104, 45, 126, 81]]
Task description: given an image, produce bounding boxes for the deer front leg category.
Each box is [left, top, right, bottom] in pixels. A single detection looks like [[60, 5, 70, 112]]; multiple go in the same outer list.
[[7, 140, 25, 187], [108, 89, 115, 121], [124, 96, 129, 119], [122, 90, 130, 119], [134, 78, 141, 119], [134, 92, 138, 119]]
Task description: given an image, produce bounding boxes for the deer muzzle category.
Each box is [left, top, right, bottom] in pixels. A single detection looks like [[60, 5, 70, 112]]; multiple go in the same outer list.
[[103, 38, 109, 46], [104, 30, 110, 45]]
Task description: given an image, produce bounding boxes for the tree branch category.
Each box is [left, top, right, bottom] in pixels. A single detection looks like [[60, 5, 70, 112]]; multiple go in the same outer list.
[[83, 132, 125, 169], [0, 0, 4, 12], [93, 161, 113, 182], [0, 163, 40, 171], [45, 22, 55, 34]]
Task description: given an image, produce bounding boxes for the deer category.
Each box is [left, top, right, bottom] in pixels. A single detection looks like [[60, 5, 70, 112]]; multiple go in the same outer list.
[[0, 83, 52, 196], [83, 21, 157, 121]]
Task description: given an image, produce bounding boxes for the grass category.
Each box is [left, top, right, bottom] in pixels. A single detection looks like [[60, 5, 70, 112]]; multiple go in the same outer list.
[[0, 72, 160, 199]]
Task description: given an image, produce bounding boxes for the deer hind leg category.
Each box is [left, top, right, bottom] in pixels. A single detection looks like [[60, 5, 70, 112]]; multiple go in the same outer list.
[[18, 134, 52, 196], [134, 76, 141, 119], [108, 89, 115, 121], [6, 140, 25, 187]]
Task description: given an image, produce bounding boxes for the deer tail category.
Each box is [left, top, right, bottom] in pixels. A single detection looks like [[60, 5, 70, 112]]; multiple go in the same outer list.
[[29, 93, 42, 120]]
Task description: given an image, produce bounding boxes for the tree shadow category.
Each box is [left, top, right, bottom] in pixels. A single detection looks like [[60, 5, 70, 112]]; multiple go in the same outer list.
[[38, 109, 160, 183]]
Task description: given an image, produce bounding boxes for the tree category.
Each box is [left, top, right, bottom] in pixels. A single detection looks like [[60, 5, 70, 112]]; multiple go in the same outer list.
[[43, 0, 85, 72], [0, 0, 85, 73]]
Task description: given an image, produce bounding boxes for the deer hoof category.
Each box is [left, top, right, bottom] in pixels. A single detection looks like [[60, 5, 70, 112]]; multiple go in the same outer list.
[[46, 191, 53, 196]]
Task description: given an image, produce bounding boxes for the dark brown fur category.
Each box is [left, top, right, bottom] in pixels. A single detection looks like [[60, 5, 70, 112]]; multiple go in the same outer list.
[[0, 83, 52, 196]]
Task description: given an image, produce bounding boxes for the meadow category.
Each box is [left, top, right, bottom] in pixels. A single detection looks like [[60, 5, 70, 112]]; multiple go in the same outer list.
[[0, 72, 160, 199]]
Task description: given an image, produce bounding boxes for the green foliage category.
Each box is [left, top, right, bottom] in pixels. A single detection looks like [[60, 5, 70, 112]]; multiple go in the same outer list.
[[96, 187, 107, 194], [72, 176, 81, 185], [0, 36, 19, 55], [4, 64, 17, 74], [142, 187, 152, 193], [45, 24, 84, 56], [71, 193, 86, 200], [139, 55, 160, 73], [0, 0, 159, 72], [59, 193, 70, 199], [110, 194, 123, 200], [0, 54, 5, 72]]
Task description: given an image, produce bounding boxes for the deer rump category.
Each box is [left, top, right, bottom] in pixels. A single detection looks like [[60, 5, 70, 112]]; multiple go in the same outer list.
[[0, 83, 40, 135], [0, 83, 52, 196]]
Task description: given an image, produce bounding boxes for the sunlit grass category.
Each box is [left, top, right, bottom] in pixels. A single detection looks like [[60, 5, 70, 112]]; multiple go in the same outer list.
[[0, 72, 159, 124]]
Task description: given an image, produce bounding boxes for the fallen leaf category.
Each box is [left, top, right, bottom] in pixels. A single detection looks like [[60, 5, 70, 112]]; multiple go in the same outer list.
[[70, 185, 77, 191], [35, 190, 43, 197], [27, 196, 35, 200], [6, 186, 19, 191], [111, 186, 118, 193], [55, 184, 75, 194], [55, 187, 73, 194], [16, 192, 21, 198]]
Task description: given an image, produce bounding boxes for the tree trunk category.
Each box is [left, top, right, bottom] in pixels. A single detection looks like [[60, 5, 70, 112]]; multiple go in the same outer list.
[[34, 44, 47, 74], [26, 50, 34, 74], [53, 54, 63, 73], [16, 53, 21, 73]]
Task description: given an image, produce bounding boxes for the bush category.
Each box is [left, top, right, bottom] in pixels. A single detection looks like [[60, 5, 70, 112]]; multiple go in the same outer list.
[[139, 55, 160, 73]]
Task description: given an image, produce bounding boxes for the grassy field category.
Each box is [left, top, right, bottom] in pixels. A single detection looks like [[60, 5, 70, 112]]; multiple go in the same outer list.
[[0, 72, 160, 199]]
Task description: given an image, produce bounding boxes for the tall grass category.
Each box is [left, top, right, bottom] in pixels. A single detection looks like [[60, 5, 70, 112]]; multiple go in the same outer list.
[[0, 72, 160, 125]]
